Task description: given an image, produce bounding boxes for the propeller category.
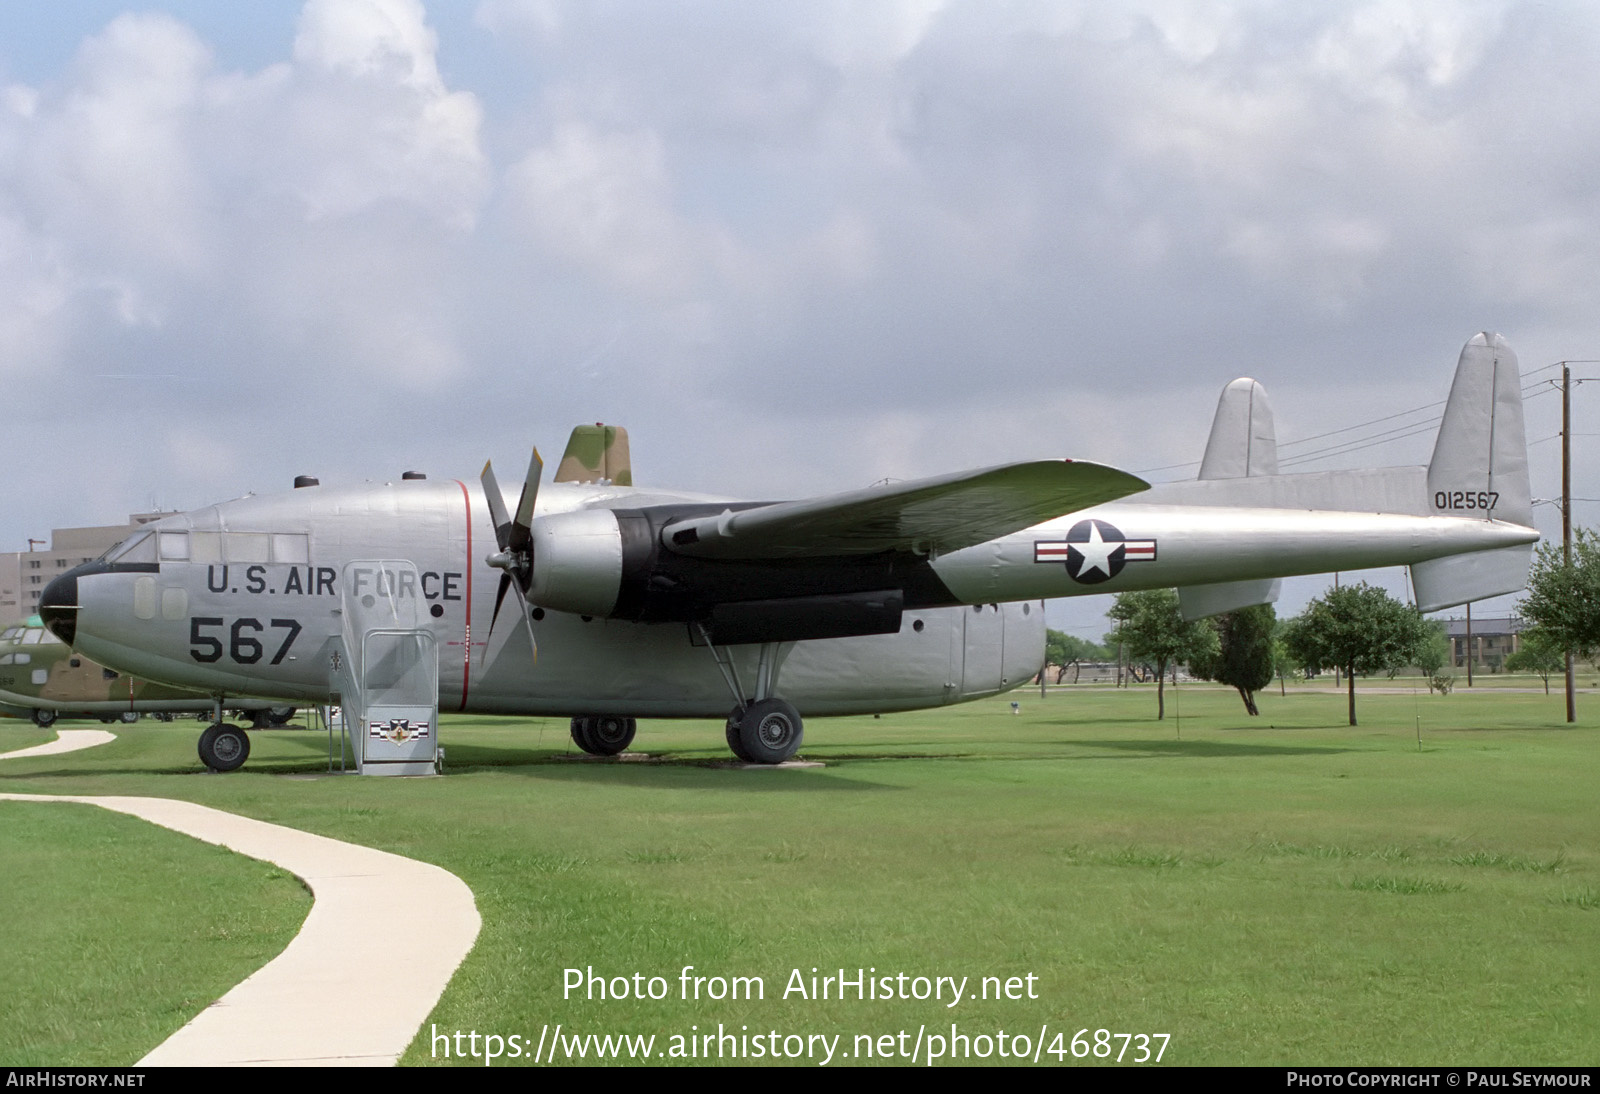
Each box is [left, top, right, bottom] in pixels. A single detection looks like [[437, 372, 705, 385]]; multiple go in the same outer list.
[[481, 448, 543, 666]]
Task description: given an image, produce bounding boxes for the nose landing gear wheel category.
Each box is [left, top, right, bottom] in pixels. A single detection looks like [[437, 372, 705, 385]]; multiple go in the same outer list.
[[198, 723, 250, 772], [733, 698, 803, 765], [32, 709, 57, 728]]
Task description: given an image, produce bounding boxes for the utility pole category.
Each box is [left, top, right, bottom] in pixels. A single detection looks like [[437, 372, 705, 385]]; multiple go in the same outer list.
[[1563, 363, 1576, 723], [1465, 602, 1473, 687]]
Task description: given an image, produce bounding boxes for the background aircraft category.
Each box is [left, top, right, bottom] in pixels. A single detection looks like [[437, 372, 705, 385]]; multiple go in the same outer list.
[[40, 334, 1536, 771], [0, 616, 294, 728]]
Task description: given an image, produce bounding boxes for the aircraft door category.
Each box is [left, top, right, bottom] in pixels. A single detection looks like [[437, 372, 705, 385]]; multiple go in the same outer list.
[[334, 560, 440, 776], [960, 603, 1004, 697]]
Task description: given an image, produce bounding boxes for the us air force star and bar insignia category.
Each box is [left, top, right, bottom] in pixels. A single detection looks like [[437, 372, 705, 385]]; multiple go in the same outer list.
[[369, 718, 431, 744], [1034, 519, 1157, 584]]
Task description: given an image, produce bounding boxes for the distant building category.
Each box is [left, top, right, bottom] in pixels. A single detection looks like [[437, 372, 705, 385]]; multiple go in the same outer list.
[[0, 513, 169, 624], [1442, 615, 1524, 673]]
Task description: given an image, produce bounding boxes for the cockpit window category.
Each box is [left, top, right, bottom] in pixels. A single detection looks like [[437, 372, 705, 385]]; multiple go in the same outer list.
[[21, 629, 43, 645], [196, 531, 308, 563], [104, 527, 308, 564], [225, 533, 270, 563], [190, 532, 222, 563], [0, 627, 20, 642], [158, 531, 190, 562], [106, 531, 157, 564], [272, 533, 310, 564]]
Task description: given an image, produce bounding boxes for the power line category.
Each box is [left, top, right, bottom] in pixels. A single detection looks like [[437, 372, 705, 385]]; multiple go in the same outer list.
[[1278, 400, 1444, 449], [1279, 422, 1441, 468], [1135, 358, 1588, 477]]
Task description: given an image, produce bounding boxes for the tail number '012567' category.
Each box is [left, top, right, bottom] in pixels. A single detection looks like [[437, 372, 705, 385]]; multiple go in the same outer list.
[[190, 617, 303, 665], [1435, 490, 1498, 512]]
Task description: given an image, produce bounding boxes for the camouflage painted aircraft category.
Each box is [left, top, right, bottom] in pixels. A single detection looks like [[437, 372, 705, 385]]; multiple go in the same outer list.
[[41, 335, 1537, 771], [0, 616, 292, 727]]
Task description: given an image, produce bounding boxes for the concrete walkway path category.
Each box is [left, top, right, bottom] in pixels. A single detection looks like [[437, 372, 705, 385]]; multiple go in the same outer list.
[[0, 729, 116, 761], [0, 793, 481, 1066]]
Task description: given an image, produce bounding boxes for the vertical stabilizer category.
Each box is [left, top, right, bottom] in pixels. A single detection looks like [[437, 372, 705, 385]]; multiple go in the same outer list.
[[1412, 332, 1535, 612], [1198, 378, 1279, 478], [1425, 332, 1531, 527], [1180, 378, 1282, 619], [554, 424, 633, 486]]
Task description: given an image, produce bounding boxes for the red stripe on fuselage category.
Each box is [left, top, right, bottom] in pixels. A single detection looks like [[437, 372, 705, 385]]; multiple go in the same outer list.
[[454, 480, 473, 711]]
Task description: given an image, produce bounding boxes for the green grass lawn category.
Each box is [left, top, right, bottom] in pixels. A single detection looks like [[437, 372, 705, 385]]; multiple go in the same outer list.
[[0, 721, 60, 754], [0, 801, 310, 1065], [1, 684, 1596, 1066]]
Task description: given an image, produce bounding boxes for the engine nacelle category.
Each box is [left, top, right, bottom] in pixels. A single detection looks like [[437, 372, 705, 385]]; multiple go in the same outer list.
[[528, 509, 624, 617]]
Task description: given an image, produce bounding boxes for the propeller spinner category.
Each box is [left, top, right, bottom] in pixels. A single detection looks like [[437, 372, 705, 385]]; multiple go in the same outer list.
[[481, 448, 543, 664]]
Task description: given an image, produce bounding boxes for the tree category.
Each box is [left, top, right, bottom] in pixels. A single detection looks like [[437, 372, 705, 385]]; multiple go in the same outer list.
[[1190, 603, 1276, 715], [1517, 528, 1600, 675], [1505, 630, 1566, 695], [1044, 630, 1110, 683], [1280, 582, 1431, 726], [1107, 589, 1220, 720], [1411, 621, 1454, 695]]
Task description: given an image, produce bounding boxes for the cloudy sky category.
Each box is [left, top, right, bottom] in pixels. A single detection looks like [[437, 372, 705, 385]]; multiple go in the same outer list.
[[2, 0, 1595, 638]]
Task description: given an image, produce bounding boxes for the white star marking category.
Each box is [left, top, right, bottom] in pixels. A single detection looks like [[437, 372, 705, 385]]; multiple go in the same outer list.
[[1073, 522, 1120, 578]]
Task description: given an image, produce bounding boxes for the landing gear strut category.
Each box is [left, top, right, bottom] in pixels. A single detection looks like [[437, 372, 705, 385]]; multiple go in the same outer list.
[[700, 630, 804, 764], [570, 715, 637, 756]]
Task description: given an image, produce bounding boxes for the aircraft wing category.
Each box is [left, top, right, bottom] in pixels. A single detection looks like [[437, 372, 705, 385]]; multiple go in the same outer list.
[[660, 460, 1148, 560]]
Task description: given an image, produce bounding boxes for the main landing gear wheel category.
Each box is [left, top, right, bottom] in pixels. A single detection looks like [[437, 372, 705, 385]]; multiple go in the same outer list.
[[570, 715, 637, 756], [119, 711, 138, 724], [251, 706, 297, 729], [198, 723, 250, 772], [724, 710, 753, 763], [32, 709, 57, 728], [732, 698, 803, 765]]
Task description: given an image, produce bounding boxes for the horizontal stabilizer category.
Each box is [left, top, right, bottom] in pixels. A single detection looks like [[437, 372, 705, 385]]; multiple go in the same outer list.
[[1411, 544, 1532, 614], [662, 461, 1149, 560], [1178, 578, 1281, 621]]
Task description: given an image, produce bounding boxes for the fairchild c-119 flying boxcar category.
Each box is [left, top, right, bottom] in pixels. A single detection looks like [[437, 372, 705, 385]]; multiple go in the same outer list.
[[40, 334, 1536, 771]]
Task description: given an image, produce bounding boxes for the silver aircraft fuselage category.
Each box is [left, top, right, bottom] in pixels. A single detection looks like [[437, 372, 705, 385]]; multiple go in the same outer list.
[[42, 472, 1534, 718]]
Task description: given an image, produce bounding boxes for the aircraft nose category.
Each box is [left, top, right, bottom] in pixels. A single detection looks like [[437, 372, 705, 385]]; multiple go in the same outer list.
[[39, 570, 79, 645]]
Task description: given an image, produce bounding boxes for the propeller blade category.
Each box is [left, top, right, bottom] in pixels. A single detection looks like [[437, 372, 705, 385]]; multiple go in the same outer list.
[[516, 588, 539, 667], [488, 573, 512, 643], [480, 572, 538, 667], [481, 460, 513, 550], [480, 450, 542, 670], [507, 448, 543, 555]]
